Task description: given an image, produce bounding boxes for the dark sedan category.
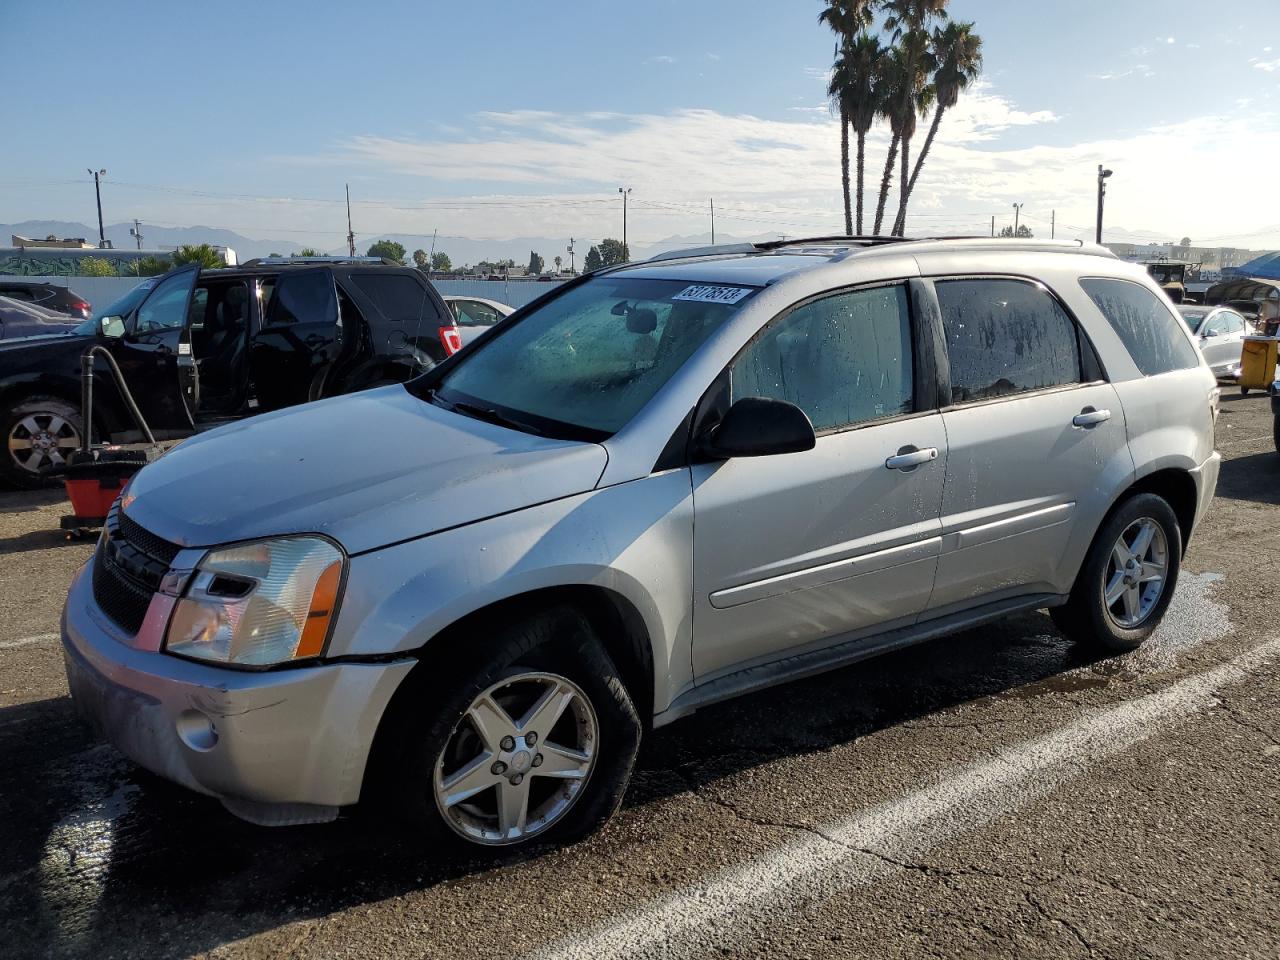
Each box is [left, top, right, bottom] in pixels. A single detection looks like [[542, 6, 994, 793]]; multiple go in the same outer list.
[[0, 296, 78, 340]]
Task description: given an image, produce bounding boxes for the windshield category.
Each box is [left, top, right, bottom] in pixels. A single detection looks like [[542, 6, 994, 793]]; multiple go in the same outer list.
[[72, 276, 162, 335], [428, 276, 755, 438]]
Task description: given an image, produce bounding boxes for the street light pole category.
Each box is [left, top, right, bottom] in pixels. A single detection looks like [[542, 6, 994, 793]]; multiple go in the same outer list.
[[1096, 165, 1113, 245], [1012, 202, 1023, 237], [87, 168, 106, 246], [618, 187, 631, 260]]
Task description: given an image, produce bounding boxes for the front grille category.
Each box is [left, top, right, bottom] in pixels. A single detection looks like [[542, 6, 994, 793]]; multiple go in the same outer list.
[[91, 503, 180, 635]]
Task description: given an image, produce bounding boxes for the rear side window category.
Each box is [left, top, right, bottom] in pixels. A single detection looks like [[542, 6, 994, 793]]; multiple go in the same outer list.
[[349, 274, 444, 324], [266, 270, 336, 327], [936, 278, 1081, 404], [731, 284, 913, 432], [1079, 278, 1199, 375]]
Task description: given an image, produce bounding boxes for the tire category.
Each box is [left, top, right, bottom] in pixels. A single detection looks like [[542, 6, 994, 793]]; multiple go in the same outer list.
[[1274, 414, 1280, 455], [1, 395, 83, 489], [1051, 493, 1181, 652], [371, 605, 641, 853], [1240, 386, 1251, 396]]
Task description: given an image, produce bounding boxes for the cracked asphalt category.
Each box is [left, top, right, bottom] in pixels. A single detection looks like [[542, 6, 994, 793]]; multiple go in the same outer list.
[[1, 392, 1279, 959]]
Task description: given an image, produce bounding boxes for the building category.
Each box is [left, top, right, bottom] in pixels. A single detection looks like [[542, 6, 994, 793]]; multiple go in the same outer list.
[[11, 234, 96, 249]]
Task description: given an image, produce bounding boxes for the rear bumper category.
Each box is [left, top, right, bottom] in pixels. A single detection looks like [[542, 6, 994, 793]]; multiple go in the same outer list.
[[61, 561, 415, 823]]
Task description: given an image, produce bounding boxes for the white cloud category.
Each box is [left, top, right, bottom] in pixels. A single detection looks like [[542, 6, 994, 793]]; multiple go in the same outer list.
[[707, 52, 721, 61], [646, 55, 675, 64], [1165, 36, 1176, 44], [1256, 59, 1280, 72], [1093, 64, 1155, 81]]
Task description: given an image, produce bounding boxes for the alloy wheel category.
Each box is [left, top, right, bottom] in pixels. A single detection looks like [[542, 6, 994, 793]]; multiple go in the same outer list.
[[1102, 517, 1168, 629], [433, 671, 598, 845], [7, 412, 80, 475]]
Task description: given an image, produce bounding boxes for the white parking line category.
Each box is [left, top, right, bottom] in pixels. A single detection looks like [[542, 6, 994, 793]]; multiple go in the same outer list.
[[534, 638, 1280, 960], [0, 633, 59, 650]]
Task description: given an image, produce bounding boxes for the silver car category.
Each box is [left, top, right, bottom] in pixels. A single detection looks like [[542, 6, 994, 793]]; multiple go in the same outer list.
[[443, 295, 514, 347], [62, 238, 1220, 850], [1178, 304, 1249, 384]]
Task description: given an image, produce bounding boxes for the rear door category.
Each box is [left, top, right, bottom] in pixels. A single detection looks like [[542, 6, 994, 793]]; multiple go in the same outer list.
[[105, 265, 200, 433], [691, 282, 947, 681], [249, 268, 340, 410], [924, 276, 1130, 614]]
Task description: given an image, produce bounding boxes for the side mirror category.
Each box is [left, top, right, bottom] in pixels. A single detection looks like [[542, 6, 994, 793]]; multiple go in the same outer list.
[[1202, 328, 1219, 339], [100, 316, 126, 338], [701, 396, 816, 459]]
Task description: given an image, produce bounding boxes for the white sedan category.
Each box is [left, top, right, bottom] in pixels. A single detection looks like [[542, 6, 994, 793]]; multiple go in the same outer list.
[[443, 295, 514, 347]]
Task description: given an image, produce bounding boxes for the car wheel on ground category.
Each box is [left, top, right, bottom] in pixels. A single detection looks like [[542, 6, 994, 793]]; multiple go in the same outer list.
[[376, 605, 642, 851], [1051, 493, 1181, 652], [1241, 386, 1250, 396], [1, 395, 83, 488]]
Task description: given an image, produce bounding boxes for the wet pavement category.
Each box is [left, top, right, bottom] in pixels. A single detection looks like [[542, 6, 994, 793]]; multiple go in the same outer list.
[[1, 392, 1279, 959]]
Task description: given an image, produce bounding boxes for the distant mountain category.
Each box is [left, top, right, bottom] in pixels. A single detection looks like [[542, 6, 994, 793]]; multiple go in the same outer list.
[[1, 220, 301, 261]]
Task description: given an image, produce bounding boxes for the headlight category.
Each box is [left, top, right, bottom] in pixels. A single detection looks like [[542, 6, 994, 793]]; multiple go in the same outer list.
[[165, 536, 345, 666]]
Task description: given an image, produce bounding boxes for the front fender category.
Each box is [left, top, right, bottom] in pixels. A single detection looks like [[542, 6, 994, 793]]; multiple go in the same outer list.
[[330, 470, 695, 716]]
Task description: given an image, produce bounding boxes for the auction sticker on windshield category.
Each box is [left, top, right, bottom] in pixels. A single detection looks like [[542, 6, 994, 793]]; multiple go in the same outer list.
[[672, 284, 754, 305]]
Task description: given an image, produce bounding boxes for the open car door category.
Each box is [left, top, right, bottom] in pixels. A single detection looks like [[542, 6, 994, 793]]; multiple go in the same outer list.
[[250, 268, 341, 411], [103, 264, 201, 437]]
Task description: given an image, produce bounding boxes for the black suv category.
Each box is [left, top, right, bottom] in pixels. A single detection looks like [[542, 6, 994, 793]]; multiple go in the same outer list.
[[0, 257, 459, 487], [0, 279, 93, 319]]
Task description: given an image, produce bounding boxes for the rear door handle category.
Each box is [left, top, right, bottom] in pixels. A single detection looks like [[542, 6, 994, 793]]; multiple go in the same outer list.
[[885, 446, 939, 471], [1072, 408, 1111, 428]]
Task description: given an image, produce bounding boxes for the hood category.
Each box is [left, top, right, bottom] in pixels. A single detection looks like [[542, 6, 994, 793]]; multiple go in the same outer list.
[[121, 385, 609, 555], [0, 320, 80, 341], [0, 330, 90, 351]]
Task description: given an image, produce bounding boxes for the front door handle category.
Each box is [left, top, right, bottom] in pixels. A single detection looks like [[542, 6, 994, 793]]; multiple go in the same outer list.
[[885, 446, 939, 471], [1072, 407, 1111, 428]]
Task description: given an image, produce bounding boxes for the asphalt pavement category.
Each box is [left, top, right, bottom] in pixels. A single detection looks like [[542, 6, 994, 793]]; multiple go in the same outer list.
[[1, 391, 1278, 959]]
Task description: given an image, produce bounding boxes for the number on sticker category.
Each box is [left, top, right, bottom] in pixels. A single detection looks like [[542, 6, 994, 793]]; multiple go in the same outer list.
[[672, 285, 753, 305]]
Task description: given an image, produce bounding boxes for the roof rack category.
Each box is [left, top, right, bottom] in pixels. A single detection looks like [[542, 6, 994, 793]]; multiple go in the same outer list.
[[646, 235, 1110, 265], [239, 255, 399, 267]]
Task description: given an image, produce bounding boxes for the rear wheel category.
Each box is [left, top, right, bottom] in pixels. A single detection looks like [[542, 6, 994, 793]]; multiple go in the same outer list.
[[1241, 386, 1251, 396], [1051, 493, 1181, 652], [1, 396, 83, 489], [1273, 414, 1280, 455], [375, 606, 641, 852]]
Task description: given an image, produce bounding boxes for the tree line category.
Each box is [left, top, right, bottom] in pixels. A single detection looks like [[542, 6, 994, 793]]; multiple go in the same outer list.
[[822, 0, 983, 236]]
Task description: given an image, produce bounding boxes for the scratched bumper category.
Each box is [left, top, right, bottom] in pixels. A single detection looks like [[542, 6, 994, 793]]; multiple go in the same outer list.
[[61, 561, 414, 816]]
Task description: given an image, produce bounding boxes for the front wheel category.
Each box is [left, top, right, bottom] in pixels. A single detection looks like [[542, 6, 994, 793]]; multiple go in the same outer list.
[[1051, 493, 1181, 652], [1, 396, 83, 489], [1240, 386, 1251, 396], [376, 606, 641, 852]]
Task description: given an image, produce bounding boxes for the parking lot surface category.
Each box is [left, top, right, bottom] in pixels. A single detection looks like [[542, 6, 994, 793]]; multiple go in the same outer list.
[[1, 393, 1278, 960]]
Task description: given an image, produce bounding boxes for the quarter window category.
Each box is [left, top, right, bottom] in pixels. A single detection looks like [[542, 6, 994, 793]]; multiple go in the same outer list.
[[936, 278, 1081, 404], [1079, 278, 1199, 376], [349, 273, 444, 324], [730, 284, 913, 432]]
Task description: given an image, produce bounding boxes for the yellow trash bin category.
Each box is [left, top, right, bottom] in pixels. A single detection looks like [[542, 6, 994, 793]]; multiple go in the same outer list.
[[1239, 337, 1278, 391]]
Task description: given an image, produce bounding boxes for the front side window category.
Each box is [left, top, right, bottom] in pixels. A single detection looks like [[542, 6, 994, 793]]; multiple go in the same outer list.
[[730, 284, 913, 432], [1080, 277, 1200, 376], [134, 270, 198, 334], [937, 278, 1082, 403], [433, 277, 753, 437]]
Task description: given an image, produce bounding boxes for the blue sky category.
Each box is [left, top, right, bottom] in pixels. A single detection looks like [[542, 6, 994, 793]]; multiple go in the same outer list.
[[3, 0, 1279, 252]]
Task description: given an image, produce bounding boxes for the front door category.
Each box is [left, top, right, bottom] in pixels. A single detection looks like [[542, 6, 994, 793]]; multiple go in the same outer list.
[[105, 264, 200, 435], [249, 268, 340, 411], [1198, 309, 1246, 378], [924, 276, 1130, 613], [691, 283, 946, 682]]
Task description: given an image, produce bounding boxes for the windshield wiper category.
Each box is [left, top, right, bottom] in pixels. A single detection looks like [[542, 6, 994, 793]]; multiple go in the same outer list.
[[447, 399, 545, 436]]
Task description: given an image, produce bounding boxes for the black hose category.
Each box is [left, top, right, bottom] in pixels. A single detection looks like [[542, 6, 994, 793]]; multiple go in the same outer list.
[[80, 345, 157, 448]]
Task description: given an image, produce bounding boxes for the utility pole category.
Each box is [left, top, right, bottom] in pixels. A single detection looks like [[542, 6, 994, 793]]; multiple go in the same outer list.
[[1051, 210, 1055, 240], [130, 219, 144, 250], [1096, 165, 1113, 245], [87, 168, 106, 247], [710, 197, 715, 245], [567, 237, 576, 274], [427, 228, 438, 277], [1012, 202, 1024, 237], [990, 216, 995, 237], [345, 183, 356, 257], [618, 187, 631, 260]]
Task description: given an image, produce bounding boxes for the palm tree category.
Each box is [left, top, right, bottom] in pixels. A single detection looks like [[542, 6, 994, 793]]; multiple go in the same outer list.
[[872, 47, 907, 235], [898, 21, 983, 226], [819, 0, 877, 234], [882, 0, 949, 236], [845, 34, 886, 234]]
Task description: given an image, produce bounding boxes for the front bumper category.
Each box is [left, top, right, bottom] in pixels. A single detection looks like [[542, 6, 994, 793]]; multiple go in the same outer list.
[[61, 560, 415, 824]]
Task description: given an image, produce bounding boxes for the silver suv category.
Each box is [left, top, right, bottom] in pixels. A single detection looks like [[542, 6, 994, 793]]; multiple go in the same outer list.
[[62, 238, 1220, 850]]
